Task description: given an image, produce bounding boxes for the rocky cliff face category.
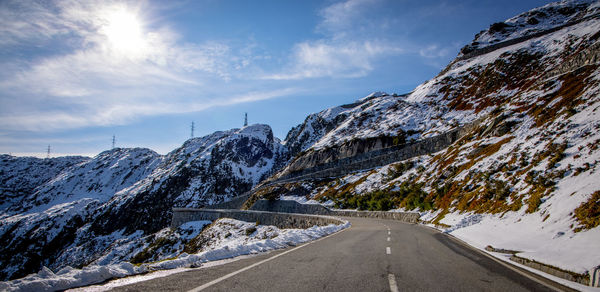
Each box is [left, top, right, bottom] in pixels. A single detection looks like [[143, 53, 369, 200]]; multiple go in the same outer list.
[[0, 124, 288, 280]]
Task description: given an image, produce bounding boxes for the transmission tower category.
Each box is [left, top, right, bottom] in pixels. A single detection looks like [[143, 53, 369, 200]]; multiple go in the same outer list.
[[46, 145, 51, 159], [112, 135, 116, 149], [191, 121, 195, 138], [244, 112, 248, 127]]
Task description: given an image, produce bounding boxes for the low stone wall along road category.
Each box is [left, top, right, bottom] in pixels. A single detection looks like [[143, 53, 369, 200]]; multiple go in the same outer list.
[[109, 217, 569, 292]]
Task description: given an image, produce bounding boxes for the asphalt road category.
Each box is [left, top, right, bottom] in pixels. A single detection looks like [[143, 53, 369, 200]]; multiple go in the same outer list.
[[112, 217, 564, 291]]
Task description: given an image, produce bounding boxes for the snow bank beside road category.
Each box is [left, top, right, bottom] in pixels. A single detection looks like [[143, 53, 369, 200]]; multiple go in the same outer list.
[[0, 218, 349, 292], [149, 218, 349, 270]]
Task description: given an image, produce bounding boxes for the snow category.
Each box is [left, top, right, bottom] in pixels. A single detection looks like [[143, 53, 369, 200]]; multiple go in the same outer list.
[[487, 252, 600, 292], [0, 218, 349, 292], [0, 263, 145, 292], [466, 0, 597, 50], [146, 218, 349, 270], [279, 195, 327, 205]]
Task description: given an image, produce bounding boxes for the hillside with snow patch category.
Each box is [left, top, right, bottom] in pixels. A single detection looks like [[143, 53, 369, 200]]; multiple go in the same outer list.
[[260, 0, 600, 277]]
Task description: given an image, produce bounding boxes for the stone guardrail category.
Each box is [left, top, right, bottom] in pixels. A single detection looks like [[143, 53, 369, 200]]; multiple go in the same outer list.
[[172, 200, 420, 230], [249, 200, 420, 223], [203, 194, 253, 210], [510, 255, 599, 287], [170, 207, 345, 229]]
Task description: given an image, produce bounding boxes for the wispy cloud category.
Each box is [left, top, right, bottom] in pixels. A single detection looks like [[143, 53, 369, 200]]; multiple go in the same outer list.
[[0, 0, 285, 133], [317, 0, 381, 38], [419, 44, 451, 59], [0, 87, 301, 132], [263, 0, 403, 80], [267, 40, 402, 80]]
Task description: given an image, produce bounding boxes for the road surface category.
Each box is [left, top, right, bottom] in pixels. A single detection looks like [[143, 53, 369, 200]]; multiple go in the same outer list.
[[112, 217, 567, 291]]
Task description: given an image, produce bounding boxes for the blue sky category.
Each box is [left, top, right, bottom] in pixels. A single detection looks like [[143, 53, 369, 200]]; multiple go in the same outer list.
[[0, 0, 550, 157]]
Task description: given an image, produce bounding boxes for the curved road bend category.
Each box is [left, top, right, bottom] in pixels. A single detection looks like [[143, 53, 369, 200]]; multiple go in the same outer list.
[[112, 217, 569, 292]]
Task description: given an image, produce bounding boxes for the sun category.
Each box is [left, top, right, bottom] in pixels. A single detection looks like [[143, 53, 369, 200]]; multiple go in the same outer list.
[[102, 8, 146, 57]]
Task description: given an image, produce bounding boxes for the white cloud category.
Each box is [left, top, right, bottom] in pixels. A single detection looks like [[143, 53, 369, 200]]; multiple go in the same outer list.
[[267, 40, 402, 80], [419, 44, 451, 59], [318, 0, 380, 38], [0, 87, 301, 132], [0, 0, 279, 133], [264, 0, 402, 80]]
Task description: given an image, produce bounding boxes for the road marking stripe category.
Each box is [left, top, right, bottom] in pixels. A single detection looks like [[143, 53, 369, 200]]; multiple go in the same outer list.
[[387, 237, 390, 242], [187, 228, 348, 292], [388, 273, 399, 292], [386, 247, 391, 255], [388, 230, 391, 235]]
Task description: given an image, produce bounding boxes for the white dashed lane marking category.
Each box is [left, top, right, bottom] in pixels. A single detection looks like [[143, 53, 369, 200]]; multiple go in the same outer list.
[[386, 247, 391, 255], [388, 274, 399, 292]]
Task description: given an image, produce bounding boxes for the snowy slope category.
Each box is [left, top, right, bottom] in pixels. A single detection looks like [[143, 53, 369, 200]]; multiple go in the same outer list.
[[460, 0, 599, 53], [0, 155, 89, 215], [283, 91, 461, 154], [17, 148, 163, 214], [0, 219, 348, 292], [0, 124, 289, 281]]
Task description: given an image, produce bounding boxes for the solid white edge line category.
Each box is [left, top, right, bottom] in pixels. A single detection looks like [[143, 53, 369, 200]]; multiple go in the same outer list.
[[388, 273, 399, 292], [386, 247, 391, 255], [187, 226, 349, 292]]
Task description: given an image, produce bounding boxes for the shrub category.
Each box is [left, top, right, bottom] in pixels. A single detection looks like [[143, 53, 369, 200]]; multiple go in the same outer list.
[[573, 191, 600, 232], [131, 236, 176, 264], [245, 227, 257, 236]]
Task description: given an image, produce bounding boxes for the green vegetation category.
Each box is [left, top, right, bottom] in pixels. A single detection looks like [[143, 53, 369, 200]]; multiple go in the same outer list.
[[324, 181, 431, 211], [385, 161, 414, 181]]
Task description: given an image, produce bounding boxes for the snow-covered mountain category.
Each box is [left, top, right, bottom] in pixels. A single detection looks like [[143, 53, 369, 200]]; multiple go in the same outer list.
[[265, 0, 600, 277], [0, 124, 288, 280], [0, 155, 90, 215]]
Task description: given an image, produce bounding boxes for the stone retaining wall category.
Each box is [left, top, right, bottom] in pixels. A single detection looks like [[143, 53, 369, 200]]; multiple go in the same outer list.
[[171, 208, 344, 229], [276, 119, 481, 183], [542, 40, 600, 79], [457, 13, 600, 62]]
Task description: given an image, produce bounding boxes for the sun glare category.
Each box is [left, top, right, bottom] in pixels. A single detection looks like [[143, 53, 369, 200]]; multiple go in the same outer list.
[[102, 8, 146, 57]]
